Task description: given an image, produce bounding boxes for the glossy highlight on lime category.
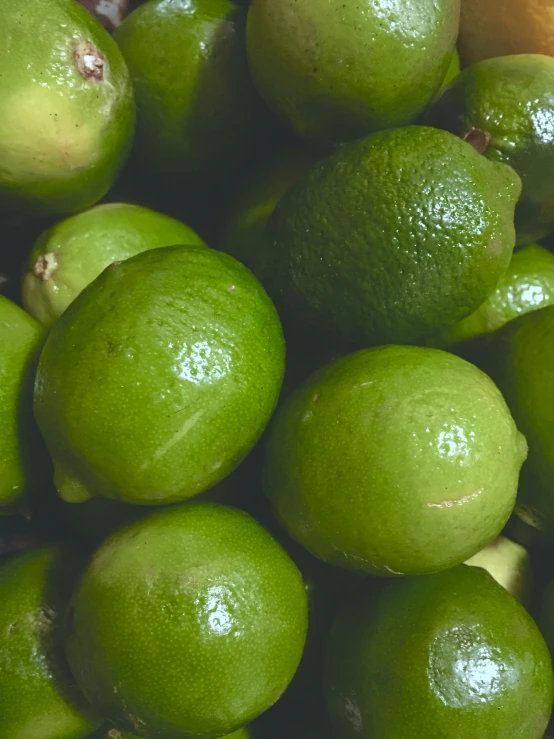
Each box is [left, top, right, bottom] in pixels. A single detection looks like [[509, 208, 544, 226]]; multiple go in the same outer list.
[[65, 503, 309, 738], [325, 566, 554, 739], [265, 345, 526, 575], [34, 245, 285, 505]]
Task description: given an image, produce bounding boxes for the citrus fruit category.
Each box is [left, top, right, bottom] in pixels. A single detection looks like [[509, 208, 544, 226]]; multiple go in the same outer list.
[[246, 0, 460, 144], [432, 243, 554, 348], [483, 305, 554, 535], [65, 503, 308, 738], [465, 535, 534, 608], [265, 126, 521, 346], [0, 297, 47, 513], [34, 245, 285, 505], [0, 545, 101, 738], [0, 0, 135, 216], [458, 0, 554, 66], [22, 203, 205, 327], [114, 0, 265, 186], [264, 345, 526, 575], [325, 565, 554, 739], [428, 54, 554, 244]]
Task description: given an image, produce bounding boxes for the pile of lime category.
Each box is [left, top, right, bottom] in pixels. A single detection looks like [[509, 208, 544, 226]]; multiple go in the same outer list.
[[5, 1, 554, 737]]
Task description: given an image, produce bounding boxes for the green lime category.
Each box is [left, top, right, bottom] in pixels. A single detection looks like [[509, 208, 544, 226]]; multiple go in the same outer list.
[[65, 503, 308, 738], [428, 54, 554, 245], [265, 126, 521, 346], [465, 535, 534, 608], [0, 297, 47, 514], [23, 203, 205, 327], [34, 245, 285, 505], [483, 304, 554, 535], [0, 545, 101, 738], [264, 345, 526, 575], [0, 0, 135, 216], [219, 145, 319, 280], [246, 0, 459, 144], [114, 0, 265, 186], [325, 565, 553, 739], [432, 243, 554, 348]]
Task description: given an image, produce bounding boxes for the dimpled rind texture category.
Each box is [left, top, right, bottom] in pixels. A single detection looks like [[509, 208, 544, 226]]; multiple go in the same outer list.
[[0, 0, 135, 216], [246, 0, 460, 144], [34, 245, 285, 505], [325, 566, 554, 739], [22, 203, 206, 327], [64, 503, 309, 738], [264, 345, 527, 575], [428, 55, 554, 245], [434, 244, 554, 348], [266, 126, 521, 347], [0, 546, 101, 738], [114, 0, 264, 184], [484, 305, 554, 536], [0, 297, 45, 511]]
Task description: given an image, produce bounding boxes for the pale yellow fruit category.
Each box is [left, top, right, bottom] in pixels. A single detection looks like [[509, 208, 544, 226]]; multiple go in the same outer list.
[[459, 0, 554, 66]]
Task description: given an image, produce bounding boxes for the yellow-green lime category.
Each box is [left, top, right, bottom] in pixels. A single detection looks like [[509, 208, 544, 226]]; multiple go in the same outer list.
[[428, 54, 554, 244], [23, 203, 205, 327], [483, 305, 554, 535], [465, 535, 534, 608], [0, 0, 135, 216], [0, 297, 47, 514], [34, 245, 285, 505], [246, 0, 460, 144], [0, 545, 101, 738], [432, 243, 554, 348], [264, 345, 526, 575]]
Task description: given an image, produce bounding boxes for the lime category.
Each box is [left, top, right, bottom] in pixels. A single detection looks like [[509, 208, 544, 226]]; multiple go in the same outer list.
[[0, 297, 47, 513], [265, 126, 521, 346], [432, 244, 554, 348], [325, 565, 553, 738], [0, 0, 135, 216], [0, 546, 101, 738], [246, 0, 459, 144], [264, 345, 526, 575], [34, 245, 285, 505], [114, 0, 265, 186], [23, 203, 205, 327], [482, 304, 554, 535], [465, 535, 534, 608], [429, 55, 554, 244], [65, 503, 308, 738]]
